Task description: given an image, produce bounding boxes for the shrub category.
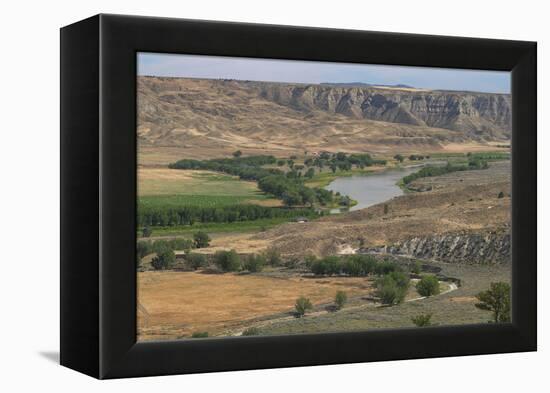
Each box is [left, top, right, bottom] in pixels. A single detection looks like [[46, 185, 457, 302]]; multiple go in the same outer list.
[[193, 231, 211, 248], [232, 150, 242, 158], [191, 331, 209, 338], [142, 226, 152, 238], [416, 275, 441, 297], [304, 254, 317, 269], [412, 313, 433, 327], [137, 240, 153, 260], [152, 240, 172, 255], [376, 279, 404, 305], [243, 254, 265, 272], [263, 247, 282, 266], [342, 255, 377, 276], [186, 253, 207, 270], [242, 327, 260, 336], [310, 256, 340, 275], [375, 260, 400, 275], [388, 271, 410, 288], [168, 238, 194, 252], [475, 282, 511, 323], [334, 291, 347, 310], [498, 191, 505, 198], [410, 260, 422, 274], [295, 296, 313, 317], [376, 272, 410, 305], [213, 250, 241, 272], [284, 257, 300, 269], [151, 250, 176, 270]]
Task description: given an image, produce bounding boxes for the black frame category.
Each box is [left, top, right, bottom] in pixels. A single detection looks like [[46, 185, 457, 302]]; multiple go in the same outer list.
[[61, 14, 537, 379]]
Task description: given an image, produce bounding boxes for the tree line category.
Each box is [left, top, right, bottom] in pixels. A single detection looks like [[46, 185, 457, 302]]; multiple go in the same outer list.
[[169, 154, 337, 208], [303, 152, 386, 173], [307, 254, 408, 277], [402, 159, 489, 185], [137, 204, 319, 227]]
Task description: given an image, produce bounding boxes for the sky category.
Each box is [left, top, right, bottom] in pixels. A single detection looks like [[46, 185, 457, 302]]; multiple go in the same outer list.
[[137, 52, 510, 94]]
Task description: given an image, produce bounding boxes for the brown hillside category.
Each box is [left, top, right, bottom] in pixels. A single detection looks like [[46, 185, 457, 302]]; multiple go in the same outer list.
[[137, 76, 511, 162]]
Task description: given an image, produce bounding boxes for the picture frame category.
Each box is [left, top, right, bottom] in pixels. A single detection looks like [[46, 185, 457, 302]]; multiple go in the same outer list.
[[60, 13, 536, 379]]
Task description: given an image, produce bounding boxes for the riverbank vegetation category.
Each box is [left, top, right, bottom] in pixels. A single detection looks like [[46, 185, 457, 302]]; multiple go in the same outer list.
[[139, 152, 387, 232], [401, 158, 489, 186]]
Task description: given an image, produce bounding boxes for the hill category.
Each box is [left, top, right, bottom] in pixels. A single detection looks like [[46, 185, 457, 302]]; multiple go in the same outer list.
[[137, 76, 511, 163]]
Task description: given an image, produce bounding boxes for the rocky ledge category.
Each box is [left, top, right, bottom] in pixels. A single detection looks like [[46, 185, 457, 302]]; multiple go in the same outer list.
[[362, 231, 510, 264]]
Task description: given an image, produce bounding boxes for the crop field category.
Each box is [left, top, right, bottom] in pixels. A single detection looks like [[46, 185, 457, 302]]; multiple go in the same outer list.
[[137, 271, 375, 341], [138, 168, 281, 208]]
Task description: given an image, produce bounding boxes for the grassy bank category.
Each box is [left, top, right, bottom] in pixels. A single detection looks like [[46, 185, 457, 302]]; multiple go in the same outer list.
[[138, 217, 294, 238]]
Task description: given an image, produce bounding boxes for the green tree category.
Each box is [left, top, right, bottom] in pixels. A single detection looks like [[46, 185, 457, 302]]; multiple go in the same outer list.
[[475, 282, 511, 323], [151, 249, 176, 270], [498, 191, 505, 198], [168, 238, 194, 252], [232, 150, 242, 158], [295, 296, 313, 317], [282, 190, 302, 206], [277, 160, 285, 166], [244, 254, 265, 272], [193, 231, 211, 248], [334, 290, 347, 310], [213, 250, 241, 272], [142, 226, 152, 238], [411, 313, 433, 327], [416, 275, 440, 297], [393, 154, 404, 163], [186, 253, 206, 270], [305, 168, 315, 178], [383, 204, 389, 215], [376, 271, 410, 305]]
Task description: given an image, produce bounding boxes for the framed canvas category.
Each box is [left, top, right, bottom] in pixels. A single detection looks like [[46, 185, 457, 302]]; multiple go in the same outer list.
[[60, 14, 536, 379]]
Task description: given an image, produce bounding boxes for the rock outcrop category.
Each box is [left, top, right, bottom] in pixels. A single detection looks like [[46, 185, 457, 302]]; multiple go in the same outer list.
[[254, 82, 511, 139], [363, 231, 511, 264]]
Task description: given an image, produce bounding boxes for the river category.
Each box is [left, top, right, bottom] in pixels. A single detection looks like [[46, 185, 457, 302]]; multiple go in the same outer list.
[[325, 166, 420, 212]]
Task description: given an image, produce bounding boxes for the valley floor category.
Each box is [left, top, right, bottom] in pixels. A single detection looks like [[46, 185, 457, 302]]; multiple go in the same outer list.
[[137, 160, 511, 341]]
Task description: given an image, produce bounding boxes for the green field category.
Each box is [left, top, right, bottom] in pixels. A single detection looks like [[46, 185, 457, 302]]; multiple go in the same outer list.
[[138, 168, 280, 208], [139, 194, 264, 209], [138, 217, 291, 237]]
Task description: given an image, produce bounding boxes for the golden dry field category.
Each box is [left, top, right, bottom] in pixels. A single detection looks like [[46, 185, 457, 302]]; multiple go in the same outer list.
[[137, 271, 374, 341]]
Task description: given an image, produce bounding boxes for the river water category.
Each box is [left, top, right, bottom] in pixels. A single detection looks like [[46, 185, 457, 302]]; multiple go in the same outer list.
[[325, 167, 420, 212]]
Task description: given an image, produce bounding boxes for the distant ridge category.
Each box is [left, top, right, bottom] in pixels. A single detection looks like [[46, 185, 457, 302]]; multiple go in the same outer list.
[[321, 82, 415, 89]]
